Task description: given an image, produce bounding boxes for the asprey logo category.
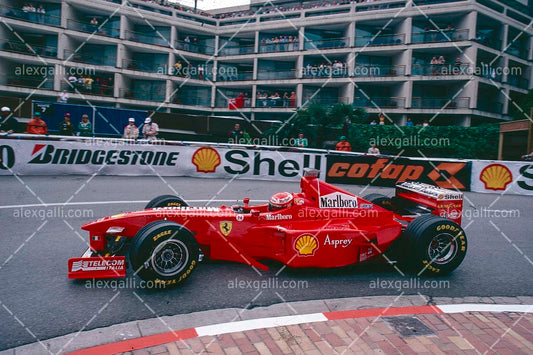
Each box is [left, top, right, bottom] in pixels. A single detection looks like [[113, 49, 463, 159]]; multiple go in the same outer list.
[[192, 147, 221, 173], [28, 144, 179, 166], [71, 259, 125, 272], [320, 191, 358, 208], [479, 164, 513, 191]]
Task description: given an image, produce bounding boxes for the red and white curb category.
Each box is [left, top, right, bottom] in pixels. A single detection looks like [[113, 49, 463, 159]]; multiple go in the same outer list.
[[67, 304, 533, 355]]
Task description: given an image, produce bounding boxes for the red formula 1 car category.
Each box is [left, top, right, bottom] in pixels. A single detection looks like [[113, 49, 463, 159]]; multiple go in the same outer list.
[[68, 170, 467, 286]]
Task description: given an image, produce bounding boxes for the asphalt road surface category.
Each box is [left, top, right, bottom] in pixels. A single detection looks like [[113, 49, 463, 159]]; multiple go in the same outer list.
[[0, 176, 531, 350]]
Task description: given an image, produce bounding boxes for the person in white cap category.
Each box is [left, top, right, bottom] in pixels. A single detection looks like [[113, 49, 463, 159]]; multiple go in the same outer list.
[[123, 117, 139, 140], [0, 106, 18, 134], [142, 117, 158, 140]]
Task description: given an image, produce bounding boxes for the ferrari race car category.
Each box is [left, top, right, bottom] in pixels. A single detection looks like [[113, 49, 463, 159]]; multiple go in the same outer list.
[[68, 170, 467, 286]]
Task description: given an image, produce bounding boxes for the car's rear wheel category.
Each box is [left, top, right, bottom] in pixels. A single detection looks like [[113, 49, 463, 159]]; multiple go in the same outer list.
[[403, 214, 467, 275], [145, 195, 188, 209], [363, 193, 392, 209], [130, 221, 199, 286]]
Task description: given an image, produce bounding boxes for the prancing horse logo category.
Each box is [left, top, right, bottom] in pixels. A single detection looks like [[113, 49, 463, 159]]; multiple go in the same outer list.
[[219, 221, 232, 236]]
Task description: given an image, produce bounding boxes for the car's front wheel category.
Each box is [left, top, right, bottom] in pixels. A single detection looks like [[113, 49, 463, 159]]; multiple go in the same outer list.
[[145, 195, 188, 209], [130, 221, 199, 286], [403, 214, 467, 275]]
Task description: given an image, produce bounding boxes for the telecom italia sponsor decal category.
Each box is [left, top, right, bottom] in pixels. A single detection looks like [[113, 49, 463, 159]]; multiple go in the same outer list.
[[71, 259, 125, 272], [471, 161, 533, 196], [319, 191, 358, 208], [190, 147, 324, 180]]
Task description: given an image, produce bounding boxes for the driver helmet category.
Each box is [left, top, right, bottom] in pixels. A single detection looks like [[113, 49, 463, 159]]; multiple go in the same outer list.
[[269, 192, 294, 211]]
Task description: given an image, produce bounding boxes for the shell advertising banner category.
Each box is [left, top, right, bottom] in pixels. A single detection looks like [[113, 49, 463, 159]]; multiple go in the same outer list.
[[0, 137, 325, 182], [471, 161, 533, 196]]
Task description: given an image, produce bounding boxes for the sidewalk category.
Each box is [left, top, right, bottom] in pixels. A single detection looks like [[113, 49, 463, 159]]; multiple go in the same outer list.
[[3, 296, 533, 355]]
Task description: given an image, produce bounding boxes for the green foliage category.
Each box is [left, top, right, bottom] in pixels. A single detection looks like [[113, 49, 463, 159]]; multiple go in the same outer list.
[[277, 104, 500, 159]]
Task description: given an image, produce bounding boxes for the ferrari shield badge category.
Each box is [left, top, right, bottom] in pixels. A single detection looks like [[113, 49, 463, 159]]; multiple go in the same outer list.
[[220, 221, 232, 236]]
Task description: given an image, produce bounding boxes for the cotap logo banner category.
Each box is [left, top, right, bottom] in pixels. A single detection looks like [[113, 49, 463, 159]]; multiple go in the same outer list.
[[471, 161, 533, 195], [0, 138, 325, 181], [326, 154, 472, 190]]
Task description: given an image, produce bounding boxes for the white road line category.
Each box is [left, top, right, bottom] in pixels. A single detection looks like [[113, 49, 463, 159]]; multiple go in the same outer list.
[[195, 313, 328, 337], [438, 304, 533, 314], [0, 200, 269, 210]]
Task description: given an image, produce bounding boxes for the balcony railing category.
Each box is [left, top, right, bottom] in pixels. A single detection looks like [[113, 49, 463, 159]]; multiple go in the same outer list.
[[123, 59, 166, 74], [125, 30, 171, 47], [353, 65, 406, 77], [302, 66, 349, 78], [505, 46, 529, 60], [473, 32, 502, 51], [255, 96, 296, 108], [2, 38, 57, 58], [411, 97, 470, 109], [218, 44, 255, 55], [411, 63, 471, 76], [411, 28, 469, 43], [304, 37, 349, 50], [61, 81, 114, 97], [64, 50, 116, 66], [257, 69, 298, 80], [304, 97, 350, 105], [175, 40, 215, 55], [172, 96, 211, 106], [259, 41, 299, 53], [0, 5, 61, 26], [170, 65, 213, 80], [66, 19, 120, 38], [353, 97, 406, 108], [215, 96, 252, 108], [355, 33, 405, 47], [120, 88, 166, 102], [3, 74, 54, 90], [507, 76, 529, 90], [217, 70, 253, 81]]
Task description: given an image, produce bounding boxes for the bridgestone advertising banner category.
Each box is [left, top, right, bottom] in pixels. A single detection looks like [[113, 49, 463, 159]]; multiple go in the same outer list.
[[325, 154, 472, 191], [0, 138, 325, 181], [471, 160, 533, 196]]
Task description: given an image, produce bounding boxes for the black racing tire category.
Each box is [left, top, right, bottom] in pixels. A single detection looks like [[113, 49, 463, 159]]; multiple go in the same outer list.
[[363, 193, 392, 210], [145, 195, 188, 209], [130, 221, 199, 286], [403, 214, 467, 275]]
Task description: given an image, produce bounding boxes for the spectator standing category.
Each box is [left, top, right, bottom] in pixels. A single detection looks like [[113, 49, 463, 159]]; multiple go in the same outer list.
[[282, 92, 289, 107], [370, 120, 377, 125], [335, 136, 352, 152], [84, 76, 93, 91], [142, 117, 159, 140], [406, 117, 414, 126], [368, 143, 380, 155], [78, 114, 92, 136], [293, 132, 308, 147], [0, 107, 18, 134], [289, 92, 296, 107], [123, 117, 139, 139], [58, 113, 75, 136], [378, 113, 386, 125], [423, 120, 430, 127], [68, 74, 77, 91], [58, 90, 69, 103], [229, 123, 244, 143], [26, 112, 47, 135]]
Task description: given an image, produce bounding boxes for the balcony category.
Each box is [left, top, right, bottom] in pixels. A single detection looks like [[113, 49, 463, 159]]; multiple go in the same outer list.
[[411, 63, 471, 76], [353, 65, 406, 77], [505, 46, 529, 60], [304, 37, 349, 50], [175, 40, 215, 55], [411, 29, 469, 44], [64, 49, 116, 66], [473, 32, 502, 51], [355, 33, 405, 47], [507, 76, 529, 90], [304, 97, 350, 106], [477, 100, 503, 113], [61, 80, 114, 97], [1, 38, 57, 58], [217, 70, 253, 81], [0, 5, 61, 26], [67, 19, 120, 38], [120, 88, 165, 102], [353, 97, 406, 108], [123, 59, 166, 74], [411, 97, 470, 109], [172, 95, 211, 107], [3, 74, 54, 90], [218, 44, 255, 56], [125, 30, 171, 47], [257, 69, 298, 80], [302, 66, 349, 78], [259, 41, 299, 53]]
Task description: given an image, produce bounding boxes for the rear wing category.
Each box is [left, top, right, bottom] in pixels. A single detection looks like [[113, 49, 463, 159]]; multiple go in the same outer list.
[[395, 182, 464, 225]]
